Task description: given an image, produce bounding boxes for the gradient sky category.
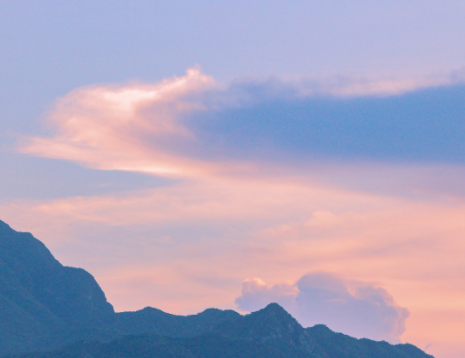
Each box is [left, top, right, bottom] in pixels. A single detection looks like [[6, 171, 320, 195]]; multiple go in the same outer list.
[[1, 2, 465, 358]]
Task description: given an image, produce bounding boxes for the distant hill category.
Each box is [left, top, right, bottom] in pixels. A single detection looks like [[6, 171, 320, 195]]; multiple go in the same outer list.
[[0, 220, 434, 358]]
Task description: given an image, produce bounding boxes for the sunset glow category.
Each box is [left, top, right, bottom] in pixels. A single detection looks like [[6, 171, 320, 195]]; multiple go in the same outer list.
[[2, 3, 465, 357]]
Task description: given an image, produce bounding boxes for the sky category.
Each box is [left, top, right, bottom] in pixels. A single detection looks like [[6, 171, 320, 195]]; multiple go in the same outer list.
[[1, 2, 465, 357]]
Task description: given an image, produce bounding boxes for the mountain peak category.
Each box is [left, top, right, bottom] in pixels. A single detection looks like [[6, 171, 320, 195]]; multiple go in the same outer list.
[[261, 303, 289, 315], [211, 303, 308, 358], [246, 303, 301, 329]]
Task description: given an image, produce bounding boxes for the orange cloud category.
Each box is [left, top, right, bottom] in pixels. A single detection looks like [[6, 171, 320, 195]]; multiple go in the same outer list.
[[20, 68, 217, 177]]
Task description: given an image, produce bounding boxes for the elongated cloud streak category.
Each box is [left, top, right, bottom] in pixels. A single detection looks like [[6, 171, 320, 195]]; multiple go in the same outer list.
[[19, 68, 465, 180]]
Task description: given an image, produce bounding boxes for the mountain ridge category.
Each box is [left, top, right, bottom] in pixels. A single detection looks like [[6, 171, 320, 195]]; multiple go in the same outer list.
[[0, 220, 434, 358]]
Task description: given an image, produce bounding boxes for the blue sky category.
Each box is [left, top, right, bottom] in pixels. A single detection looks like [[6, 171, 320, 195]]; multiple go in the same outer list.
[[2, 2, 465, 357]]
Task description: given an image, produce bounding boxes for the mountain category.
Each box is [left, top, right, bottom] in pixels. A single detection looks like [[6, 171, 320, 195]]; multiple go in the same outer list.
[[213, 304, 432, 358], [305, 324, 432, 358], [0, 221, 239, 356], [8, 334, 286, 358], [0, 220, 116, 354], [7, 305, 434, 358], [0, 220, 434, 358], [115, 306, 240, 337], [212, 303, 326, 358]]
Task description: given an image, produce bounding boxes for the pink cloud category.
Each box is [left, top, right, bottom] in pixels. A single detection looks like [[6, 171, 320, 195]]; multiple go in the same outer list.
[[19, 68, 218, 177]]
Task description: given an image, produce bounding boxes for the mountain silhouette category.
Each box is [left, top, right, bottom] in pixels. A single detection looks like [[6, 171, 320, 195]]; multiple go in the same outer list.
[[0, 220, 434, 358], [115, 306, 240, 337], [10, 333, 287, 358], [212, 303, 324, 357], [0, 220, 116, 354]]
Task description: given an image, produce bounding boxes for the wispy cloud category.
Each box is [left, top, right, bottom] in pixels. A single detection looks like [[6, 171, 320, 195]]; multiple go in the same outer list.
[[235, 73, 457, 99]]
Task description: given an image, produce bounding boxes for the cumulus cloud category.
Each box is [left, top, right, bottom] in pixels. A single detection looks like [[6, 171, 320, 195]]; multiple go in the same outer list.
[[236, 272, 409, 343]]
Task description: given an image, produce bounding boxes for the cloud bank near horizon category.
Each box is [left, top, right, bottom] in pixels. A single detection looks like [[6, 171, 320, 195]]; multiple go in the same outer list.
[[236, 273, 409, 343]]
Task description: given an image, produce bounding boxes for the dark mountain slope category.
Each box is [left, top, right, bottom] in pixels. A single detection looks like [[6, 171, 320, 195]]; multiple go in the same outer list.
[[0, 221, 117, 354], [10, 334, 285, 358], [0, 221, 114, 327], [9, 306, 434, 358], [306, 324, 432, 358]]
